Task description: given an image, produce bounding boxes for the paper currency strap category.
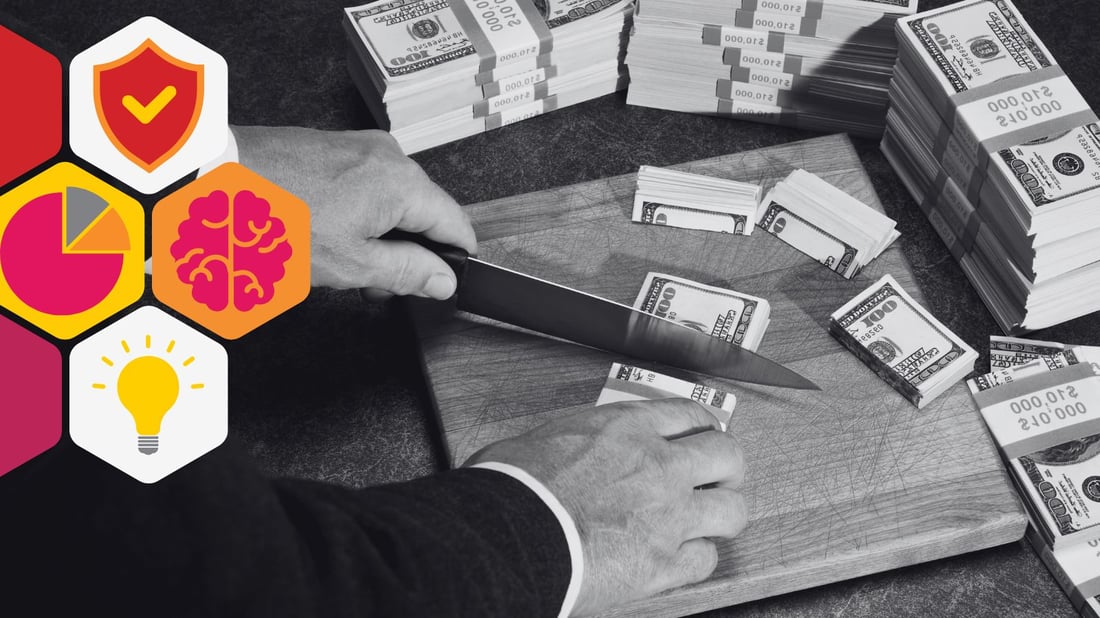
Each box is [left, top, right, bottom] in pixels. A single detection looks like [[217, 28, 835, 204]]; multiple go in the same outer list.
[[973, 363, 1100, 460], [449, 0, 552, 73]]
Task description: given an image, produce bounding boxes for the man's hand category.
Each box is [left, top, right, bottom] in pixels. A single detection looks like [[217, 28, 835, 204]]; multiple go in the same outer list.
[[233, 126, 477, 299], [465, 399, 749, 616]]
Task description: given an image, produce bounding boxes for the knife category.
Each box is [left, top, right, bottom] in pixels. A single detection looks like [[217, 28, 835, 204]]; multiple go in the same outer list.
[[386, 231, 819, 390]]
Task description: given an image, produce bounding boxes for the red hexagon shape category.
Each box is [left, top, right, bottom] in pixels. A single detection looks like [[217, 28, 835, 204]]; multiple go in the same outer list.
[[0, 24, 62, 189], [0, 313, 62, 476]]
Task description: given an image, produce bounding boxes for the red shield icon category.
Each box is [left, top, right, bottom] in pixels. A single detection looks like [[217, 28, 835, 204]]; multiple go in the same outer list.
[[94, 39, 203, 173]]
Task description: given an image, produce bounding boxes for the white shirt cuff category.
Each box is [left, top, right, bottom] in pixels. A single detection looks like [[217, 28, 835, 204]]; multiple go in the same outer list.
[[470, 461, 583, 618], [197, 126, 240, 175]]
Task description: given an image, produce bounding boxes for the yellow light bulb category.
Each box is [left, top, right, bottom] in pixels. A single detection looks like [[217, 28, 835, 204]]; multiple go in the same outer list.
[[116, 355, 179, 455]]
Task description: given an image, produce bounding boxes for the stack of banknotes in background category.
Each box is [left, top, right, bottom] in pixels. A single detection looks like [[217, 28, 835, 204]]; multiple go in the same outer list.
[[343, 0, 632, 153], [632, 166, 761, 234], [968, 336, 1100, 616], [757, 169, 899, 278], [625, 0, 918, 135], [881, 0, 1100, 334], [831, 274, 977, 408], [594, 271, 771, 427]]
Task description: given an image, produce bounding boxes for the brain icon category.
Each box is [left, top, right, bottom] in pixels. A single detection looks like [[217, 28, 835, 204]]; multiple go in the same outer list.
[[170, 189, 293, 312]]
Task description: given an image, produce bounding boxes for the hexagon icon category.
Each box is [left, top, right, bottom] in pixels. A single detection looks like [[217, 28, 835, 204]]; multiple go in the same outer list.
[[0, 162, 144, 339], [0, 24, 62, 189], [0, 314, 61, 477], [69, 305, 228, 483], [69, 16, 227, 194], [153, 163, 311, 339]]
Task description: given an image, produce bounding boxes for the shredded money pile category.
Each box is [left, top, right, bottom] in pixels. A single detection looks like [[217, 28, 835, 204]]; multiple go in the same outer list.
[[625, 0, 917, 135], [757, 169, 899, 278], [343, 0, 631, 153], [632, 166, 761, 235], [881, 0, 1100, 333], [969, 337, 1100, 616], [830, 274, 976, 408]]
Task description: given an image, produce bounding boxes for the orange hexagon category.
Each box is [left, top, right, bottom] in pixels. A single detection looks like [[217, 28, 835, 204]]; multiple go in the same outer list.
[[152, 163, 310, 339]]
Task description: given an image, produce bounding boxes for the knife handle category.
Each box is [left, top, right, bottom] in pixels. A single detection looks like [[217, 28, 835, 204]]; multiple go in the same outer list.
[[379, 230, 470, 282]]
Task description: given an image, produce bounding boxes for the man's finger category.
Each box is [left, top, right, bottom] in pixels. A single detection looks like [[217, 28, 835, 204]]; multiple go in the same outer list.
[[683, 488, 749, 540], [359, 238, 458, 299], [393, 171, 478, 255], [614, 398, 721, 439], [669, 430, 745, 488], [654, 538, 719, 592]]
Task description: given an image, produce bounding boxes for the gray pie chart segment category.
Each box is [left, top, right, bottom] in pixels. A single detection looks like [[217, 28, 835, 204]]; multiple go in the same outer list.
[[65, 186, 110, 247]]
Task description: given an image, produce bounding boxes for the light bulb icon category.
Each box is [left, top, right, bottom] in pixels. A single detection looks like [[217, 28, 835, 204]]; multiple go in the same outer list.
[[70, 306, 227, 483], [92, 334, 204, 455], [117, 355, 179, 454]]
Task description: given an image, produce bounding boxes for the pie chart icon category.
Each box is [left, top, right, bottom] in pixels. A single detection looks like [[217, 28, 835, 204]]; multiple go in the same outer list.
[[0, 163, 144, 339]]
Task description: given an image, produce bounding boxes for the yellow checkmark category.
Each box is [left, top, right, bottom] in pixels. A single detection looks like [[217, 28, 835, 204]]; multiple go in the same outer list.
[[121, 85, 177, 125]]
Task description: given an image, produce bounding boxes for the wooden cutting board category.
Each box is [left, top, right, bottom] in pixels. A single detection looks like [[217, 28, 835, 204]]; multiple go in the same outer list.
[[409, 134, 1026, 617]]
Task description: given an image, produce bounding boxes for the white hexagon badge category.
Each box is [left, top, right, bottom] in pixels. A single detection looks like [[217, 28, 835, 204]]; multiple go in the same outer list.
[[69, 16, 227, 194], [69, 305, 228, 483]]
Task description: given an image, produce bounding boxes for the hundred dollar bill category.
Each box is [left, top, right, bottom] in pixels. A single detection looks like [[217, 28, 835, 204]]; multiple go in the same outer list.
[[1014, 434, 1100, 545], [758, 201, 859, 277], [633, 200, 749, 234], [595, 363, 736, 430], [969, 362, 1100, 547], [897, 0, 1056, 98], [990, 335, 1072, 369], [347, 0, 627, 89], [1026, 525, 1100, 617], [633, 272, 771, 351], [631, 165, 761, 235], [970, 351, 1081, 394], [830, 273, 977, 407]]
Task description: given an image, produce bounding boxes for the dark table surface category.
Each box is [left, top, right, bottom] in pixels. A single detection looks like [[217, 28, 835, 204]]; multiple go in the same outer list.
[[7, 0, 1100, 615]]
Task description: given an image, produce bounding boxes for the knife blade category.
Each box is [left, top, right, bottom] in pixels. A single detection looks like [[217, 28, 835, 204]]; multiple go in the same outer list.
[[386, 231, 819, 390]]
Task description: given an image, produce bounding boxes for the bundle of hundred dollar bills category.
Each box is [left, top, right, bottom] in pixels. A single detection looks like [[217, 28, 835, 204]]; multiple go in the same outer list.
[[881, 0, 1100, 333], [596, 362, 736, 429], [634, 271, 770, 351], [757, 169, 899, 278], [831, 274, 977, 408], [1027, 525, 1100, 618], [594, 271, 773, 429], [343, 0, 632, 153], [625, 0, 918, 135], [976, 336, 1100, 615], [632, 165, 761, 235]]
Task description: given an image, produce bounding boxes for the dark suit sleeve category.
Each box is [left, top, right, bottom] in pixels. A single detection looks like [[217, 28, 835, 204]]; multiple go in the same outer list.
[[0, 439, 573, 618]]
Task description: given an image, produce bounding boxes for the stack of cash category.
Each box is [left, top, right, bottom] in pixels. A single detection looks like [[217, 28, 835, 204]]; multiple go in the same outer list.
[[634, 272, 771, 351], [881, 0, 1100, 334], [596, 362, 736, 429], [972, 337, 1100, 615], [968, 354, 1100, 549], [632, 165, 761, 235], [624, 0, 918, 135], [1027, 526, 1100, 618], [991, 335, 1100, 371], [343, 0, 632, 153], [831, 274, 977, 408], [757, 169, 899, 278]]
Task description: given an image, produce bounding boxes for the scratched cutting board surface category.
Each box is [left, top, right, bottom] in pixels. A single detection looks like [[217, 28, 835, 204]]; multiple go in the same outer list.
[[409, 134, 1026, 617]]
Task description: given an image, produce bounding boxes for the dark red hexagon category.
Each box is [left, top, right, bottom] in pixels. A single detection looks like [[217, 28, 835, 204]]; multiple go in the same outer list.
[[0, 313, 62, 476], [0, 24, 62, 189]]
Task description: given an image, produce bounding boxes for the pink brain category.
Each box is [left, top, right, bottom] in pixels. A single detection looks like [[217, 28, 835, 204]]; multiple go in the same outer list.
[[171, 189, 293, 312]]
